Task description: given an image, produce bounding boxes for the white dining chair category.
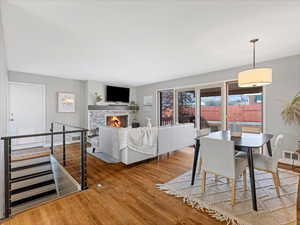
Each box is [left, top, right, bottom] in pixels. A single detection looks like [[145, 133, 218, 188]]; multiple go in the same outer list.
[[241, 126, 263, 154], [200, 137, 248, 205], [197, 128, 211, 175], [252, 134, 284, 197]]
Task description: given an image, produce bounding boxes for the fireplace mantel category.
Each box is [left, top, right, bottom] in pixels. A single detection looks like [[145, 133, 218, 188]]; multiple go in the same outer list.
[[88, 105, 139, 111]]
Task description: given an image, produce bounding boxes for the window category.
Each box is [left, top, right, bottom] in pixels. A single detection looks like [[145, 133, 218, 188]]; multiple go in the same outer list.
[[227, 81, 263, 133], [177, 90, 196, 124], [199, 87, 222, 131], [157, 81, 264, 130], [159, 90, 174, 126]]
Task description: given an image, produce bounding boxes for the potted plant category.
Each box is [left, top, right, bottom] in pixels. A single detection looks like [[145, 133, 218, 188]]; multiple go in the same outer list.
[[281, 92, 300, 125], [95, 92, 103, 105], [281, 92, 300, 150]]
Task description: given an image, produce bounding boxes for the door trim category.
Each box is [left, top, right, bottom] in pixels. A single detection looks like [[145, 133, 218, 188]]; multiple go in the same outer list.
[[7, 82, 46, 149]]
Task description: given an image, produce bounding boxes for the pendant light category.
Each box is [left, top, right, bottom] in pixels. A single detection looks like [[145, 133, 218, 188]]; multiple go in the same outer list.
[[238, 39, 272, 87]]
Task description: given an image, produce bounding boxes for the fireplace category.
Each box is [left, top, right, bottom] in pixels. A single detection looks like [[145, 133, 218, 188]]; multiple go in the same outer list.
[[106, 115, 128, 128]]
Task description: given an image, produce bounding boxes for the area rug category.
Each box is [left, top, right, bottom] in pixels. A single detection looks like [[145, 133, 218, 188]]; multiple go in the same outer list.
[[157, 169, 298, 225]]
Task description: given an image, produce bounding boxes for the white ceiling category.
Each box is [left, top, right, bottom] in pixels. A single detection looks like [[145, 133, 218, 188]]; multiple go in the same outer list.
[[1, 0, 300, 86]]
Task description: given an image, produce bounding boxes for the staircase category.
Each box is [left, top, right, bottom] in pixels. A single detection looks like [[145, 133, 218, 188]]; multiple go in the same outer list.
[[10, 152, 58, 214], [2, 123, 88, 218]]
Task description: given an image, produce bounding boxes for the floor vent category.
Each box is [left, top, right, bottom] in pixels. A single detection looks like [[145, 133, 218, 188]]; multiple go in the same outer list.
[[280, 151, 300, 166]]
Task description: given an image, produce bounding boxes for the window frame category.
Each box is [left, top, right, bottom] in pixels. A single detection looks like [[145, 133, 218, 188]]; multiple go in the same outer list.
[[175, 88, 196, 125], [156, 80, 266, 132]]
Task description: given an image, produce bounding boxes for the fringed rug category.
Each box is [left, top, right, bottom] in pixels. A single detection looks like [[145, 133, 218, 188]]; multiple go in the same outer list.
[[157, 169, 299, 225]]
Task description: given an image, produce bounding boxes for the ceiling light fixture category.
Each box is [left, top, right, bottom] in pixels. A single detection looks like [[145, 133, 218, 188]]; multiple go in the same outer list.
[[238, 39, 272, 87]]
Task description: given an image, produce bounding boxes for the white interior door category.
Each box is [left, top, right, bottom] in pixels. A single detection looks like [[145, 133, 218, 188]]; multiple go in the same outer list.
[[8, 82, 46, 149]]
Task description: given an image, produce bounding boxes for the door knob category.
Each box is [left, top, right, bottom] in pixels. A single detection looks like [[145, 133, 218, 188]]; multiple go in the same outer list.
[[9, 113, 14, 121]]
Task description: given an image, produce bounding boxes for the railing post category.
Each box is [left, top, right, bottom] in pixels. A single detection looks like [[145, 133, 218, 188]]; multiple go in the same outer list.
[[63, 125, 66, 166], [50, 122, 54, 154], [4, 138, 11, 218], [80, 131, 87, 190]]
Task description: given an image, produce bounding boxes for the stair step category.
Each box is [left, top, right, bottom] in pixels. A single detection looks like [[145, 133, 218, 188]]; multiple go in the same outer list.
[[11, 173, 54, 190], [11, 179, 55, 195], [11, 183, 56, 202], [12, 151, 50, 162], [11, 189, 57, 208], [11, 191, 57, 215], [11, 170, 53, 183], [11, 161, 50, 172], [11, 156, 50, 170], [11, 164, 52, 179]]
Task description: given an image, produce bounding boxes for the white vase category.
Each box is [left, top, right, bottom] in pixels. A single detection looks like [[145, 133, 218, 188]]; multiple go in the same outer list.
[[146, 118, 152, 128]]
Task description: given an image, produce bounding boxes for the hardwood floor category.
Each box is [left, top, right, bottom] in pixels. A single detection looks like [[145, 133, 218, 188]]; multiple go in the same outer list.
[[2, 144, 300, 225]]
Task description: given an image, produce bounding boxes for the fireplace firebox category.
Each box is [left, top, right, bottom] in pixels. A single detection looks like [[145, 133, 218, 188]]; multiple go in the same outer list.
[[106, 115, 128, 128]]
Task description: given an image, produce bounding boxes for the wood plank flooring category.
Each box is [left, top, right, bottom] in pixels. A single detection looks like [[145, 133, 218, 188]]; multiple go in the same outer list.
[[2, 144, 300, 225]]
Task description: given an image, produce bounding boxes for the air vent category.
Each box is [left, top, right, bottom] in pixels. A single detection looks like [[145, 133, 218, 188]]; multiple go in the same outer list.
[[72, 136, 80, 141], [280, 151, 300, 166]]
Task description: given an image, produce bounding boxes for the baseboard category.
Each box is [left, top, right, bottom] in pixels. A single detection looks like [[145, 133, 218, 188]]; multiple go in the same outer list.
[[43, 140, 80, 148], [12, 142, 45, 151]]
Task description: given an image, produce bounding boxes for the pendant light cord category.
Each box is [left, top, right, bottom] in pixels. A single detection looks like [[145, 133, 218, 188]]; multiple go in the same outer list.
[[250, 38, 259, 69], [253, 41, 256, 68]]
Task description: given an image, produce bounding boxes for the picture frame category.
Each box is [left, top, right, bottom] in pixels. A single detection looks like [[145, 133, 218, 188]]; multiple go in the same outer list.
[[58, 92, 75, 113], [143, 96, 153, 106]]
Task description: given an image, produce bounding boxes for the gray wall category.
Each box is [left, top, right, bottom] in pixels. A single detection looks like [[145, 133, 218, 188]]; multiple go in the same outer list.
[[136, 55, 300, 151], [8, 71, 87, 130], [0, 4, 8, 219], [86, 80, 137, 105]]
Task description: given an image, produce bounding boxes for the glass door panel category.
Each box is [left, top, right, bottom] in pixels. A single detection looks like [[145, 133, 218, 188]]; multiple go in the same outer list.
[[227, 81, 263, 133], [177, 90, 196, 125], [199, 87, 222, 132], [159, 90, 174, 126]]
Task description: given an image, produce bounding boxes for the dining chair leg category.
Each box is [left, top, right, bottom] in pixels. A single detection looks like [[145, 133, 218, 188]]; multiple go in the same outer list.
[[198, 157, 202, 174], [276, 170, 281, 187], [243, 170, 247, 191], [231, 178, 236, 205], [215, 174, 218, 182], [272, 172, 280, 197], [201, 171, 207, 193]]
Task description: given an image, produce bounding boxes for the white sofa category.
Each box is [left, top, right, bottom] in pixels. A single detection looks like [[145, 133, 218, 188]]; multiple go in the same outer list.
[[158, 123, 196, 156], [95, 123, 196, 165]]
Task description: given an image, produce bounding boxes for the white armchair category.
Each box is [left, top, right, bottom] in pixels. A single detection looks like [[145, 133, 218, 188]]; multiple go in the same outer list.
[[201, 137, 248, 205]]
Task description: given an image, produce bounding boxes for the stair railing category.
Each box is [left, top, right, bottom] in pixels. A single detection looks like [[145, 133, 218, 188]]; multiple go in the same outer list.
[[1, 123, 88, 218]]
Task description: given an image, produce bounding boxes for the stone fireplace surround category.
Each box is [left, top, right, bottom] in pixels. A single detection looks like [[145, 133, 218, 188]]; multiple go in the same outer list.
[[88, 105, 136, 131]]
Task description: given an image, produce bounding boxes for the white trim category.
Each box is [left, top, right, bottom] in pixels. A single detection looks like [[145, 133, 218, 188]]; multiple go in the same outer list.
[[43, 140, 80, 148], [7, 82, 46, 147]]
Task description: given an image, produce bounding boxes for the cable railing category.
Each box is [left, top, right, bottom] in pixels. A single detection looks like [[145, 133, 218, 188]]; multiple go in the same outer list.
[[1, 122, 88, 218]]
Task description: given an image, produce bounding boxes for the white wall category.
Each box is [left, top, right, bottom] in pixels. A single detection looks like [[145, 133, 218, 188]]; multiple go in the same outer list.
[[136, 55, 300, 151], [0, 3, 8, 219]]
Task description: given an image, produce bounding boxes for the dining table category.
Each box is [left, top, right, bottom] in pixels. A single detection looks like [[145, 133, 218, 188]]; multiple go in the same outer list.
[[191, 130, 273, 211]]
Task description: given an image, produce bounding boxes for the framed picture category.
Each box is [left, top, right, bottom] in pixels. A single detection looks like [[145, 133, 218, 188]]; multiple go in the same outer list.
[[58, 92, 75, 113], [143, 96, 153, 106]]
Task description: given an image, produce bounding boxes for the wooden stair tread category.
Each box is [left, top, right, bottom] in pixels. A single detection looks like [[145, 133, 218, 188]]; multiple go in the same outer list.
[[12, 152, 50, 162]]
